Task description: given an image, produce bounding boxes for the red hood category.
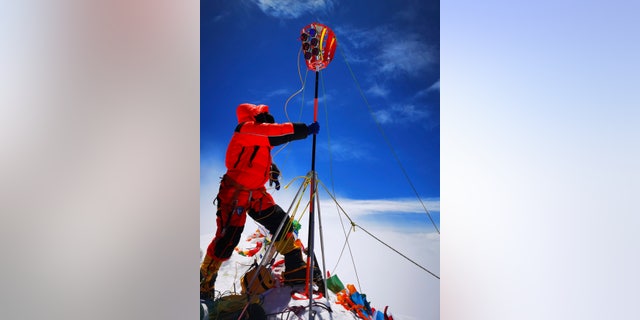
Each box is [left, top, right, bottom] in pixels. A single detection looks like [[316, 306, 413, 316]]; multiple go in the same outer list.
[[236, 103, 269, 123]]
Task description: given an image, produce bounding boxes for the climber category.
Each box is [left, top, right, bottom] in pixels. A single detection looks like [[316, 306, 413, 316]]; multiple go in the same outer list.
[[200, 103, 320, 300]]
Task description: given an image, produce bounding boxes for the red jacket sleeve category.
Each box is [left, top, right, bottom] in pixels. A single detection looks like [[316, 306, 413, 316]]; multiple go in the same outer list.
[[237, 122, 296, 137]]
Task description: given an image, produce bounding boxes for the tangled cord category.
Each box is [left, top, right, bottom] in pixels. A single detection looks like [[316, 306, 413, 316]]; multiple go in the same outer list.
[[265, 302, 332, 320], [273, 47, 310, 159]]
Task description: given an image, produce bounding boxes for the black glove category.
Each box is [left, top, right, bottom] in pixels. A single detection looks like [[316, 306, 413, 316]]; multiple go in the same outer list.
[[307, 122, 320, 135], [269, 163, 281, 190]]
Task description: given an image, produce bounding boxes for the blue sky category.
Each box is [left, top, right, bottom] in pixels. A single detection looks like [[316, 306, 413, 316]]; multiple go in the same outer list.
[[201, 0, 440, 235]]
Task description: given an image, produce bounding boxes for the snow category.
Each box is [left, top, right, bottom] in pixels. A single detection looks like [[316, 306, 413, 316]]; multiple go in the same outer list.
[[200, 214, 438, 319], [201, 224, 360, 319]]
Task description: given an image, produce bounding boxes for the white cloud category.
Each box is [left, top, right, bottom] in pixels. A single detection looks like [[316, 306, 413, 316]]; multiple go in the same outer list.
[[429, 79, 440, 91], [263, 88, 291, 99], [251, 0, 335, 19], [414, 80, 440, 99], [366, 83, 390, 98], [334, 25, 384, 49], [373, 109, 392, 124], [378, 35, 435, 77], [328, 197, 440, 217], [318, 138, 370, 162], [373, 104, 430, 124], [213, 12, 230, 22], [335, 25, 436, 77]]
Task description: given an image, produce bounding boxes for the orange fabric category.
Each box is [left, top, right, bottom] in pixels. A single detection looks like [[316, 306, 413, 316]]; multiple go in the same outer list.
[[225, 103, 295, 190], [336, 287, 371, 320]]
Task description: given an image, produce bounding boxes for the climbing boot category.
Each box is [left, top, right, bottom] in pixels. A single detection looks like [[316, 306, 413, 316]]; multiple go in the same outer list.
[[281, 249, 324, 290], [282, 249, 306, 285], [200, 254, 223, 300]]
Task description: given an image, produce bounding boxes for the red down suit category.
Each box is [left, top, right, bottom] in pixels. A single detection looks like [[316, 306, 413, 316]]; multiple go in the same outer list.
[[206, 103, 309, 262]]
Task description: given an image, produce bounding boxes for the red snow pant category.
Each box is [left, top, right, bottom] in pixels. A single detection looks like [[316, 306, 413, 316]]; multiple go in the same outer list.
[[206, 175, 297, 261]]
